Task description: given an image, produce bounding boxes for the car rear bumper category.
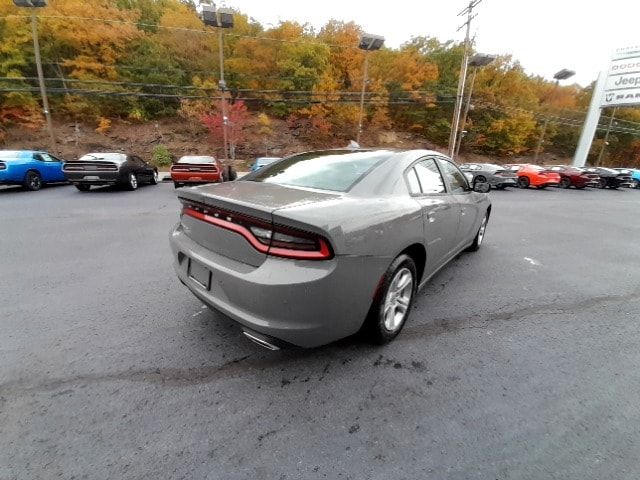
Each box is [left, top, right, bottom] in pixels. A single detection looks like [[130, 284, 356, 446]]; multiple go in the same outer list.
[[490, 178, 517, 187], [169, 223, 390, 348], [65, 171, 123, 185], [171, 172, 222, 183]]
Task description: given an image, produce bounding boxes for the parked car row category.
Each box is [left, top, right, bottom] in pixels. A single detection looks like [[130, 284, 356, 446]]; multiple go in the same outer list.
[[459, 163, 639, 190], [0, 150, 239, 192]]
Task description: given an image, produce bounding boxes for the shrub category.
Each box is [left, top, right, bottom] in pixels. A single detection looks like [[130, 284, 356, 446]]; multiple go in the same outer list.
[[151, 144, 173, 167]]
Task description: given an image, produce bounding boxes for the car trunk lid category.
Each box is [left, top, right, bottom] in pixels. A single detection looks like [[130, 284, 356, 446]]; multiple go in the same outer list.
[[178, 182, 340, 266]]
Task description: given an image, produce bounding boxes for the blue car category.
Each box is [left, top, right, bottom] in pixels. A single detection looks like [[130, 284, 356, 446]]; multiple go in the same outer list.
[[616, 168, 640, 189], [250, 156, 281, 172], [0, 150, 67, 191]]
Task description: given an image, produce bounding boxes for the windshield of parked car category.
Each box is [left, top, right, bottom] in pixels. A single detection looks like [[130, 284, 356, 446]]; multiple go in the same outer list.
[[79, 153, 127, 163], [247, 150, 393, 192], [177, 156, 215, 164]]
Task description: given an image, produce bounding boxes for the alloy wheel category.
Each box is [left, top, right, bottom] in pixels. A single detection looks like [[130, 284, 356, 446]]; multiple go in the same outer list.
[[382, 267, 414, 332]]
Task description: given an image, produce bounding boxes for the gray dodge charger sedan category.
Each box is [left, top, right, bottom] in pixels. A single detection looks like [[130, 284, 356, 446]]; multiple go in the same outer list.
[[170, 149, 491, 349]]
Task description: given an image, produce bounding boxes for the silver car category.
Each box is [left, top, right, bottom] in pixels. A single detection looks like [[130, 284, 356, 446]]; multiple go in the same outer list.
[[170, 149, 491, 349]]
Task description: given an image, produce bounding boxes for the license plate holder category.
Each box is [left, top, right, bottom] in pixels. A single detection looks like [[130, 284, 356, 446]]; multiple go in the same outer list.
[[188, 258, 211, 290], [83, 175, 100, 180]]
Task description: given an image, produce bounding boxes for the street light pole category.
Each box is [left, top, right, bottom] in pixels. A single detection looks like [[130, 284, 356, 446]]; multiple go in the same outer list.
[[357, 51, 370, 144], [596, 107, 617, 166], [533, 68, 575, 163], [454, 53, 495, 157], [201, 3, 234, 162], [356, 33, 384, 145], [14, 1, 55, 149], [218, 28, 229, 163]]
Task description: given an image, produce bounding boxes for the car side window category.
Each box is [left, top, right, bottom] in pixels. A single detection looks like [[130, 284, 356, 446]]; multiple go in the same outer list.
[[413, 159, 446, 194], [33, 154, 45, 162], [405, 167, 421, 194], [39, 153, 57, 162], [439, 159, 470, 194]]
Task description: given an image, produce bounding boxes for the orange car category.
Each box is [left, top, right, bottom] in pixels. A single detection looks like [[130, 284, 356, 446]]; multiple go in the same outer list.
[[170, 155, 236, 188], [504, 164, 561, 189]]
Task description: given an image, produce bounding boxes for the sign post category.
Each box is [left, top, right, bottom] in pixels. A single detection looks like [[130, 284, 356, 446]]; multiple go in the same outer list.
[[573, 46, 640, 167]]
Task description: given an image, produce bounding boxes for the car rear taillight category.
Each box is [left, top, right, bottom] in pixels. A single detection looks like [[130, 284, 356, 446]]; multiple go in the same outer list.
[[181, 200, 333, 260]]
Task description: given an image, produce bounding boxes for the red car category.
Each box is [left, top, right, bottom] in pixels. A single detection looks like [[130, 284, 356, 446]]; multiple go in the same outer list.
[[170, 155, 236, 189], [504, 164, 561, 189], [546, 165, 600, 189]]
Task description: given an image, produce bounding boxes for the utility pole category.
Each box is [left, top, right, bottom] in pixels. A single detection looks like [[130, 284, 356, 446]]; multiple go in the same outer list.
[[448, 0, 482, 159], [596, 107, 617, 166], [14, 1, 55, 149]]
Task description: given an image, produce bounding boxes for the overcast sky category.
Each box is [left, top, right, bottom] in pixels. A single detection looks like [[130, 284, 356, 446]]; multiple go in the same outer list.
[[223, 0, 639, 86]]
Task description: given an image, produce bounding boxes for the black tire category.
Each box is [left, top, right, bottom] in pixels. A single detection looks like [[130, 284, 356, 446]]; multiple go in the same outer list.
[[363, 254, 417, 344], [173, 181, 182, 189], [560, 177, 571, 189], [517, 176, 530, 189], [632, 179, 640, 189], [223, 165, 238, 181], [23, 171, 42, 191], [475, 175, 487, 184], [75, 184, 91, 192], [149, 170, 159, 185], [597, 178, 607, 189], [126, 172, 138, 191], [467, 212, 489, 252]]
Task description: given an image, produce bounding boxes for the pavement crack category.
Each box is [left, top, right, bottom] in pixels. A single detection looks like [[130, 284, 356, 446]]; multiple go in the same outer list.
[[403, 288, 640, 339], [0, 354, 252, 397]]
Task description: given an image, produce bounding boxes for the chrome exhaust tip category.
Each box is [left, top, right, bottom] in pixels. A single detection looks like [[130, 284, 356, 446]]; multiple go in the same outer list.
[[243, 330, 280, 351]]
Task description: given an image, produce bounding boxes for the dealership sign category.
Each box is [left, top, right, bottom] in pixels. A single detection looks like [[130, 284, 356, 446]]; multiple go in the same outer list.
[[602, 46, 640, 107]]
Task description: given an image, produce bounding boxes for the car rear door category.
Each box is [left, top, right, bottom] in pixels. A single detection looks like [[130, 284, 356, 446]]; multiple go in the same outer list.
[[407, 158, 460, 272], [436, 157, 481, 251]]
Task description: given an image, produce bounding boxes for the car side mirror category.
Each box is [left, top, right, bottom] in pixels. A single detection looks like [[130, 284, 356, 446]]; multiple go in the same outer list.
[[473, 182, 490, 193]]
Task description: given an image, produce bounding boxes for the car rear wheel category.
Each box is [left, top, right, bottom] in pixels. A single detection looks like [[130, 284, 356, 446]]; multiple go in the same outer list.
[[126, 173, 138, 191], [223, 165, 238, 181], [364, 254, 417, 344], [467, 213, 488, 252], [150, 170, 159, 185], [597, 179, 607, 189], [518, 176, 530, 189], [23, 171, 42, 191], [560, 177, 571, 189], [75, 184, 91, 192], [632, 179, 639, 189], [173, 181, 182, 189]]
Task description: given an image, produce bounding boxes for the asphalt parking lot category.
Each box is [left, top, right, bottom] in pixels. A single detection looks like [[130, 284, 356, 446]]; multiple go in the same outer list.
[[1, 183, 640, 479]]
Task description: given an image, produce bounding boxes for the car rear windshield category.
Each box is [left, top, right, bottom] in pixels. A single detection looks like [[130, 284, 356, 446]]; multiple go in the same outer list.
[[246, 150, 392, 192], [178, 156, 215, 164], [79, 153, 126, 163]]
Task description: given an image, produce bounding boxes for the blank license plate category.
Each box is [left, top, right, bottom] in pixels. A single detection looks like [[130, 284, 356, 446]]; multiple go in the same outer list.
[[188, 258, 211, 290]]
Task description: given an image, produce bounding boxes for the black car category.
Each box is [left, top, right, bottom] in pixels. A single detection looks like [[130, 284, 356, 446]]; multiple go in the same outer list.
[[580, 167, 633, 189], [63, 152, 158, 191]]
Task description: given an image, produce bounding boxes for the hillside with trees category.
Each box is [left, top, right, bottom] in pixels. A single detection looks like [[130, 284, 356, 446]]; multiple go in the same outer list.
[[1, 0, 640, 166]]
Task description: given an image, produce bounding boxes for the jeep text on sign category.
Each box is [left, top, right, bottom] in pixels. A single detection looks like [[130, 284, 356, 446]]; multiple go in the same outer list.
[[601, 47, 640, 107]]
